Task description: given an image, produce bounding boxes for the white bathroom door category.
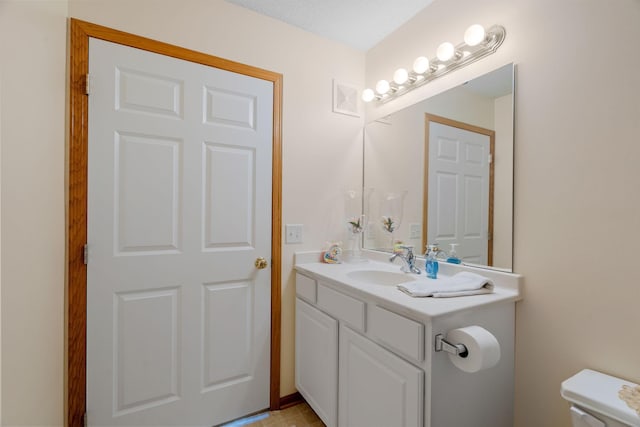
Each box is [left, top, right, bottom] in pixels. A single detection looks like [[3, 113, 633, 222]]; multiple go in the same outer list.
[[427, 121, 490, 264], [86, 38, 273, 426]]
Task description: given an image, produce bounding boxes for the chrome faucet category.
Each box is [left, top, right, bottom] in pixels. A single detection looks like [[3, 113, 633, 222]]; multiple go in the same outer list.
[[389, 245, 421, 274]]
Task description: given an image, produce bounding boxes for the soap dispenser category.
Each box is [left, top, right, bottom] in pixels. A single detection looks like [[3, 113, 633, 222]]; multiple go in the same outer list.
[[425, 244, 440, 279], [446, 243, 461, 264]]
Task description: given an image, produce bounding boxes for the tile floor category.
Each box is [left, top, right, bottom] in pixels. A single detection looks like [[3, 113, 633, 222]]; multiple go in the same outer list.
[[221, 402, 325, 427]]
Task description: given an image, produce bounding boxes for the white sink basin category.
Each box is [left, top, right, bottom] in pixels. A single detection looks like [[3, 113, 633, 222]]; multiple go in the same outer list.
[[346, 270, 416, 286]]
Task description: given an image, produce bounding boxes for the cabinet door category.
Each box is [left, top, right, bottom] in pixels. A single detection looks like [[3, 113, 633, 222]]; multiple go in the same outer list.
[[295, 298, 338, 427], [339, 325, 424, 427]]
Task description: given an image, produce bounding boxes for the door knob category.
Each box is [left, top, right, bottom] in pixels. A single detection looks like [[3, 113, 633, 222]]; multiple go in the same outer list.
[[255, 257, 268, 269]]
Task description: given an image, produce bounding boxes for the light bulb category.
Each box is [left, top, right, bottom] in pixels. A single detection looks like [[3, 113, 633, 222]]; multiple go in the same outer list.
[[412, 56, 430, 74], [464, 24, 486, 46], [393, 68, 409, 85], [361, 88, 375, 102], [436, 42, 455, 61], [375, 79, 390, 95]]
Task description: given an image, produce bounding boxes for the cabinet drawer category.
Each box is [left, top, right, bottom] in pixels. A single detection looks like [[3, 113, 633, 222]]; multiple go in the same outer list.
[[370, 305, 424, 362], [317, 283, 365, 332], [296, 273, 317, 303]]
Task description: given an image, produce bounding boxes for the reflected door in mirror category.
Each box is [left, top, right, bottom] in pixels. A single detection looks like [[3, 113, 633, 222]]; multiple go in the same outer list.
[[425, 116, 494, 265]]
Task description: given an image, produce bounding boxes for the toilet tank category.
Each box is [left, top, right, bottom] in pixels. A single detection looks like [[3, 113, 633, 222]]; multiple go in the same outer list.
[[561, 369, 640, 427]]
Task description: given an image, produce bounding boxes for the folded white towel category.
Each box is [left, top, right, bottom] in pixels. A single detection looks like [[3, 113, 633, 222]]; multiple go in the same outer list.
[[397, 271, 494, 298]]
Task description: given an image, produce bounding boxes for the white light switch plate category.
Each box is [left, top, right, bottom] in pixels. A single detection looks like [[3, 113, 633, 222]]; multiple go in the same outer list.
[[285, 224, 303, 244]]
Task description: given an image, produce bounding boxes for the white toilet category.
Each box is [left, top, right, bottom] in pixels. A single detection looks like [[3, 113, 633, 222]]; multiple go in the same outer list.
[[561, 369, 640, 427]]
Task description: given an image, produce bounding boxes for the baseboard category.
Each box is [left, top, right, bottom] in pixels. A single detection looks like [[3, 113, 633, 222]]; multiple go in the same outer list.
[[279, 391, 304, 409]]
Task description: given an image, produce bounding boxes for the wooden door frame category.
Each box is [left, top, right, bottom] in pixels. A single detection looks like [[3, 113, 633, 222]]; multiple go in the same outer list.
[[67, 19, 283, 427], [423, 113, 495, 265]]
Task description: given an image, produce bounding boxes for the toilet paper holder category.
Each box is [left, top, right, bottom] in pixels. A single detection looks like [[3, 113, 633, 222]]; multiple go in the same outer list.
[[435, 333, 469, 357]]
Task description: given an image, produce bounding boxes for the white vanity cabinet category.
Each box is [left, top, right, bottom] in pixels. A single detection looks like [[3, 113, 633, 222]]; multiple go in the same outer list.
[[295, 272, 424, 427], [294, 264, 519, 427]]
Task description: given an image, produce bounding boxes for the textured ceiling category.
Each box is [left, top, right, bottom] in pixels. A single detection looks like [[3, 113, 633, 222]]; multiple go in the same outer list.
[[225, 0, 435, 51]]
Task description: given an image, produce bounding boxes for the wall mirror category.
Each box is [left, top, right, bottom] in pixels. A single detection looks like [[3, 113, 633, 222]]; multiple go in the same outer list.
[[363, 63, 514, 271]]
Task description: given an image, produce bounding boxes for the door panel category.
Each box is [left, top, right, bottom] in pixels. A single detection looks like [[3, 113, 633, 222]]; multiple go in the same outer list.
[[115, 132, 182, 254], [202, 281, 252, 390], [116, 67, 183, 118], [464, 175, 484, 239], [114, 288, 180, 415], [203, 143, 254, 249], [87, 38, 273, 426], [204, 87, 256, 129], [433, 171, 457, 239]]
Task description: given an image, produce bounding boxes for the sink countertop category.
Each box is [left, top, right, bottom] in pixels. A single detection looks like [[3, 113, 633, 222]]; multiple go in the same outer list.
[[294, 251, 523, 319]]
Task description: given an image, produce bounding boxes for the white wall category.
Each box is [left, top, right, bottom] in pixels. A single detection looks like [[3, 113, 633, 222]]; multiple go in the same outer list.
[[493, 94, 513, 268], [366, 0, 640, 426], [1, 0, 364, 424], [0, 1, 68, 425]]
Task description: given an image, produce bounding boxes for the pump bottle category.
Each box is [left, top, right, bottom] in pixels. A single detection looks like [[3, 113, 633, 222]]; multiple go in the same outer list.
[[425, 244, 440, 279], [446, 243, 461, 264]]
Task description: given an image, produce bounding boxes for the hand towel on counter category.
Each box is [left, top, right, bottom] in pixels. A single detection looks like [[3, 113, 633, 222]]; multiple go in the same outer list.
[[397, 271, 494, 298]]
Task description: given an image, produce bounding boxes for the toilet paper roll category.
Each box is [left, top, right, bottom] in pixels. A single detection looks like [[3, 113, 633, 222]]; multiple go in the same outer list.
[[447, 325, 501, 373]]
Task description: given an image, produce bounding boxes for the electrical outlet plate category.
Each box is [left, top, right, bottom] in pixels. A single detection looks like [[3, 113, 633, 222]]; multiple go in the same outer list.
[[409, 223, 421, 240], [285, 224, 303, 244], [366, 222, 376, 240]]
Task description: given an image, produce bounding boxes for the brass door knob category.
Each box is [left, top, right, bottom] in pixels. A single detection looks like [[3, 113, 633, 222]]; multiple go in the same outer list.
[[255, 257, 268, 269]]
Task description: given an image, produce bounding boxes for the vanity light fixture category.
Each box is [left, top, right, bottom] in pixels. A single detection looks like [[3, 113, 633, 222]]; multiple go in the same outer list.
[[375, 79, 391, 95], [412, 56, 430, 74], [436, 42, 456, 62], [361, 88, 376, 102], [393, 68, 409, 85], [464, 24, 486, 46], [362, 24, 506, 103]]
